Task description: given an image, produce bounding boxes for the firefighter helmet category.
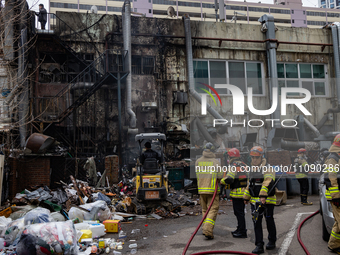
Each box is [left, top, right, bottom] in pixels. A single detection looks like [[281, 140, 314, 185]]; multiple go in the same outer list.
[[298, 148, 307, 154], [228, 148, 240, 158], [204, 142, 216, 152], [333, 134, 340, 147], [250, 146, 264, 157]]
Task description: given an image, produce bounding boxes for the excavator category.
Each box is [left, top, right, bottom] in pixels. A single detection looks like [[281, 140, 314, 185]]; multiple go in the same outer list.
[[132, 133, 180, 214]]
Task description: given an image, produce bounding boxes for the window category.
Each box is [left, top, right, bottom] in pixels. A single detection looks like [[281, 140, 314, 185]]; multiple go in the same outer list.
[[304, 20, 306, 24], [303, 11, 305, 15], [307, 21, 327, 26], [270, 8, 290, 14], [277, 63, 327, 96], [149, 0, 151, 2], [331, 4, 335, 8], [292, 19, 295, 23], [149, 9, 152, 13], [134, 8, 137, 12], [306, 11, 326, 16], [132, 56, 155, 75], [291, 10, 294, 14], [193, 60, 264, 95]]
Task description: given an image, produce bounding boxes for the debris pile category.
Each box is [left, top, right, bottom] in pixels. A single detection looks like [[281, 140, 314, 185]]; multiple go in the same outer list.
[[0, 173, 198, 254]]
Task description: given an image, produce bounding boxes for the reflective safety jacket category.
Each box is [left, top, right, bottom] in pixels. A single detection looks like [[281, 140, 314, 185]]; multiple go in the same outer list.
[[324, 148, 340, 201], [243, 158, 276, 205], [221, 159, 248, 199], [195, 150, 222, 194], [294, 154, 308, 179]]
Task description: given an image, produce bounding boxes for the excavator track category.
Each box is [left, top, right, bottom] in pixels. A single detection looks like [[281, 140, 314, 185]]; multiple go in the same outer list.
[[132, 198, 147, 215]]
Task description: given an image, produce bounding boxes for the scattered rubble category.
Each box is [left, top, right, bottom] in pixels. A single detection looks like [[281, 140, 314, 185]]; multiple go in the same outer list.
[[0, 173, 198, 254]]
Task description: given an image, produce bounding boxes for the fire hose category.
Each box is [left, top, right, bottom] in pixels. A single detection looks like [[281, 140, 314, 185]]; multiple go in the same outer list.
[[182, 181, 256, 255], [182, 180, 320, 255], [297, 210, 320, 255]]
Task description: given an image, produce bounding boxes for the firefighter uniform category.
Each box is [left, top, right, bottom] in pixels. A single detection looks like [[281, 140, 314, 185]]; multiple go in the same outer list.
[[221, 151, 248, 238], [324, 135, 340, 254], [294, 149, 313, 205], [195, 144, 222, 239], [243, 146, 277, 254]]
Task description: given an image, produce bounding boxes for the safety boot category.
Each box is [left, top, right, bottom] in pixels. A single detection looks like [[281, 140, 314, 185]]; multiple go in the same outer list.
[[252, 245, 264, 254], [328, 246, 340, 254], [266, 241, 276, 250], [301, 195, 313, 205], [231, 229, 239, 235], [232, 231, 247, 238]]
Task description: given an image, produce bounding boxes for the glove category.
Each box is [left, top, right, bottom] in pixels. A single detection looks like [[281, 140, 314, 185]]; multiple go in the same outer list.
[[220, 179, 226, 185], [333, 198, 340, 207]]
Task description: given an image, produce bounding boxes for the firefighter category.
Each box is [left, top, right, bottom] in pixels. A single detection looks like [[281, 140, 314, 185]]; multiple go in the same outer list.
[[324, 134, 340, 254], [243, 146, 277, 254], [195, 142, 222, 240], [220, 148, 248, 238], [294, 148, 313, 205]]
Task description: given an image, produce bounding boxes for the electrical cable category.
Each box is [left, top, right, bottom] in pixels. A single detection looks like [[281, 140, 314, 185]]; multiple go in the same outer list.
[[297, 210, 320, 255], [182, 181, 256, 255]]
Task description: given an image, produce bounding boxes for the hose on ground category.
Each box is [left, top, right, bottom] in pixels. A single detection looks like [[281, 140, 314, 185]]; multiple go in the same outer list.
[[182, 181, 256, 255], [297, 210, 320, 255]]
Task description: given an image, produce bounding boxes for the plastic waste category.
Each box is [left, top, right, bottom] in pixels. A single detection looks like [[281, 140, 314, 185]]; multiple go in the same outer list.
[[69, 201, 111, 222], [4, 218, 25, 246], [131, 249, 137, 254], [16, 233, 37, 255], [50, 212, 66, 222], [18, 220, 78, 255], [118, 230, 127, 241], [129, 243, 137, 249], [113, 251, 122, 255], [98, 193, 111, 205], [23, 207, 52, 225], [0, 217, 11, 233]]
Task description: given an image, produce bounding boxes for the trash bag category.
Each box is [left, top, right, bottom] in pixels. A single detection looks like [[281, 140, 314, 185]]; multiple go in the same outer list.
[[4, 218, 25, 246], [0, 216, 12, 233], [50, 212, 66, 222], [97, 192, 111, 205], [50, 188, 68, 204], [19, 220, 78, 255], [16, 233, 37, 255], [23, 207, 52, 225], [69, 201, 111, 222], [10, 205, 36, 221]]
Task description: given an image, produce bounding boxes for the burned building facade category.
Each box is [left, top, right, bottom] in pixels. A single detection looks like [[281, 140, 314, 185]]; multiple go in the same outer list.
[[0, 0, 339, 192]]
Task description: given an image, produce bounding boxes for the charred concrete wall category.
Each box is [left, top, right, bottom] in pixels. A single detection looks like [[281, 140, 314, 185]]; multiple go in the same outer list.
[[44, 11, 337, 150]]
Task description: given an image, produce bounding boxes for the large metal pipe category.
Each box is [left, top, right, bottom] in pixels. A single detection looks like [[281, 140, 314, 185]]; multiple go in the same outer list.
[[303, 117, 321, 138], [281, 140, 319, 150], [316, 24, 340, 131], [122, 0, 136, 128], [18, 2, 29, 148], [183, 15, 224, 121], [259, 14, 280, 128]]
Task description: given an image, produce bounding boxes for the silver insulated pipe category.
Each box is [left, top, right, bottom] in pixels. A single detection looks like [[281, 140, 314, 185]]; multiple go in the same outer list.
[[123, 0, 136, 128], [183, 15, 224, 121]]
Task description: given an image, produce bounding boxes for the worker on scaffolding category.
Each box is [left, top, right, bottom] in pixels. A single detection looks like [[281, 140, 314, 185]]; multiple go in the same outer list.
[[195, 142, 222, 240], [324, 134, 340, 254], [220, 148, 248, 238], [294, 148, 313, 205], [243, 146, 277, 254]]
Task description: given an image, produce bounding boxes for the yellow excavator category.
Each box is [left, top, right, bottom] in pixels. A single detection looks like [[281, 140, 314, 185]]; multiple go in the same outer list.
[[133, 133, 180, 214]]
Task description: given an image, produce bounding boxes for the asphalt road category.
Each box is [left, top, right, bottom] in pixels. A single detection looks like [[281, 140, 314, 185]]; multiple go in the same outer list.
[[107, 195, 329, 255]]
